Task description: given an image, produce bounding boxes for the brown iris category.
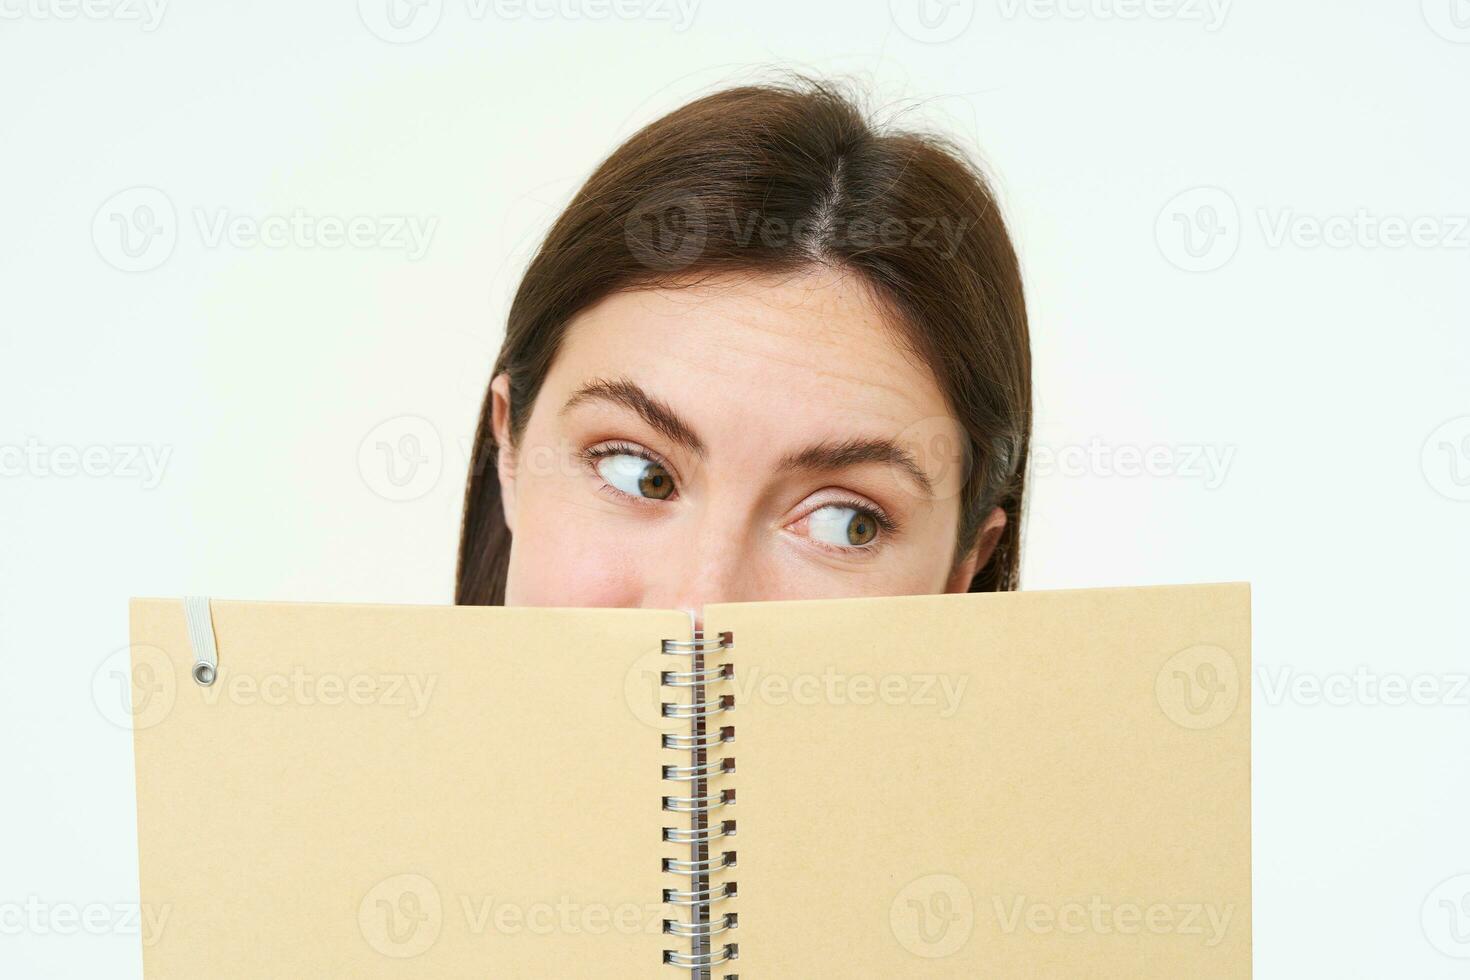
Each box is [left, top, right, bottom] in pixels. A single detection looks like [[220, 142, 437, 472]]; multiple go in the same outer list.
[[638, 463, 674, 500], [846, 512, 877, 546]]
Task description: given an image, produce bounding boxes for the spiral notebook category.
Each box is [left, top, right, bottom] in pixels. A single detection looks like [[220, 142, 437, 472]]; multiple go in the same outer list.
[[128, 583, 1250, 977]]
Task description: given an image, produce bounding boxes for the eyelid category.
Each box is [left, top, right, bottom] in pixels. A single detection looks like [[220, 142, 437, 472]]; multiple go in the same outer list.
[[578, 440, 681, 500], [802, 494, 899, 535], [582, 440, 676, 473], [790, 495, 900, 558]]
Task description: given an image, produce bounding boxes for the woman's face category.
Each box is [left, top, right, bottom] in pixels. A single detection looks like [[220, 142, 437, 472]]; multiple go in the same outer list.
[[491, 267, 1004, 628]]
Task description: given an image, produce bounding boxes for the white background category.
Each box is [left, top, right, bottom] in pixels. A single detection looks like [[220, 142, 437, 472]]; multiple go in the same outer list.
[[2, 1, 1468, 976]]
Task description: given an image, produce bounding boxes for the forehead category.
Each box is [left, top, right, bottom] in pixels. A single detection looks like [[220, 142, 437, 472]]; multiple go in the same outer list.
[[544, 268, 954, 444]]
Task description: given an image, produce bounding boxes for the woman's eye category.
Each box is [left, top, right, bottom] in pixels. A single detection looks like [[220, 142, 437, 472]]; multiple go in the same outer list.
[[807, 504, 881, 548], [595, 453, 676, 500]]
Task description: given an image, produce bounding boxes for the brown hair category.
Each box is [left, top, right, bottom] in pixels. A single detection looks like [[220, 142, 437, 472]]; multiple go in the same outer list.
[[457, 77, 1031, 604]]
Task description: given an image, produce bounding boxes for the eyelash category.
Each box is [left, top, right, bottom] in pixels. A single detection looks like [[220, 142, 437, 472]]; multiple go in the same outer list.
[[818, 496, 899, 536], [578, 441, 674, 494], [577, 441, 899, 552]]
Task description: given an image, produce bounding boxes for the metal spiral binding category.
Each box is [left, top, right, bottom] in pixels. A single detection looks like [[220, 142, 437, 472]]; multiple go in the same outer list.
[[660, 631, 737, 978]]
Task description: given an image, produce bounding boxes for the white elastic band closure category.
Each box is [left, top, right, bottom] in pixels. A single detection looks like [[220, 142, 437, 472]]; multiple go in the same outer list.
[[183, 595, 219, 686]]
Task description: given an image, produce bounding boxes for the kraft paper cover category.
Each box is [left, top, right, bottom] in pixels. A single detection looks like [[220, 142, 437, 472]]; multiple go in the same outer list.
[[129, 598, 691, 978], [704, 582, 1251, 977]]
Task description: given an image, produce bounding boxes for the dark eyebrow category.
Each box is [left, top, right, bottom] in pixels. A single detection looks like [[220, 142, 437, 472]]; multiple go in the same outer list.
[[776, 437, 934, 501], [561, 376, 934, 499], [560, 377, 708, 457]]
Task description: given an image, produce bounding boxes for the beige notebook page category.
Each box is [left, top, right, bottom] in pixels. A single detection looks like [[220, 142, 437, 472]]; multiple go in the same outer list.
[[705, 583, 1250, 977], [130, 598, 691, 978]]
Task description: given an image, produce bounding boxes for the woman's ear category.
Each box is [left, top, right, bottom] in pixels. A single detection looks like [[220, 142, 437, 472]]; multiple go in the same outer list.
[[944, 506, 1008, 593], [489, 372, 518, 534]]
